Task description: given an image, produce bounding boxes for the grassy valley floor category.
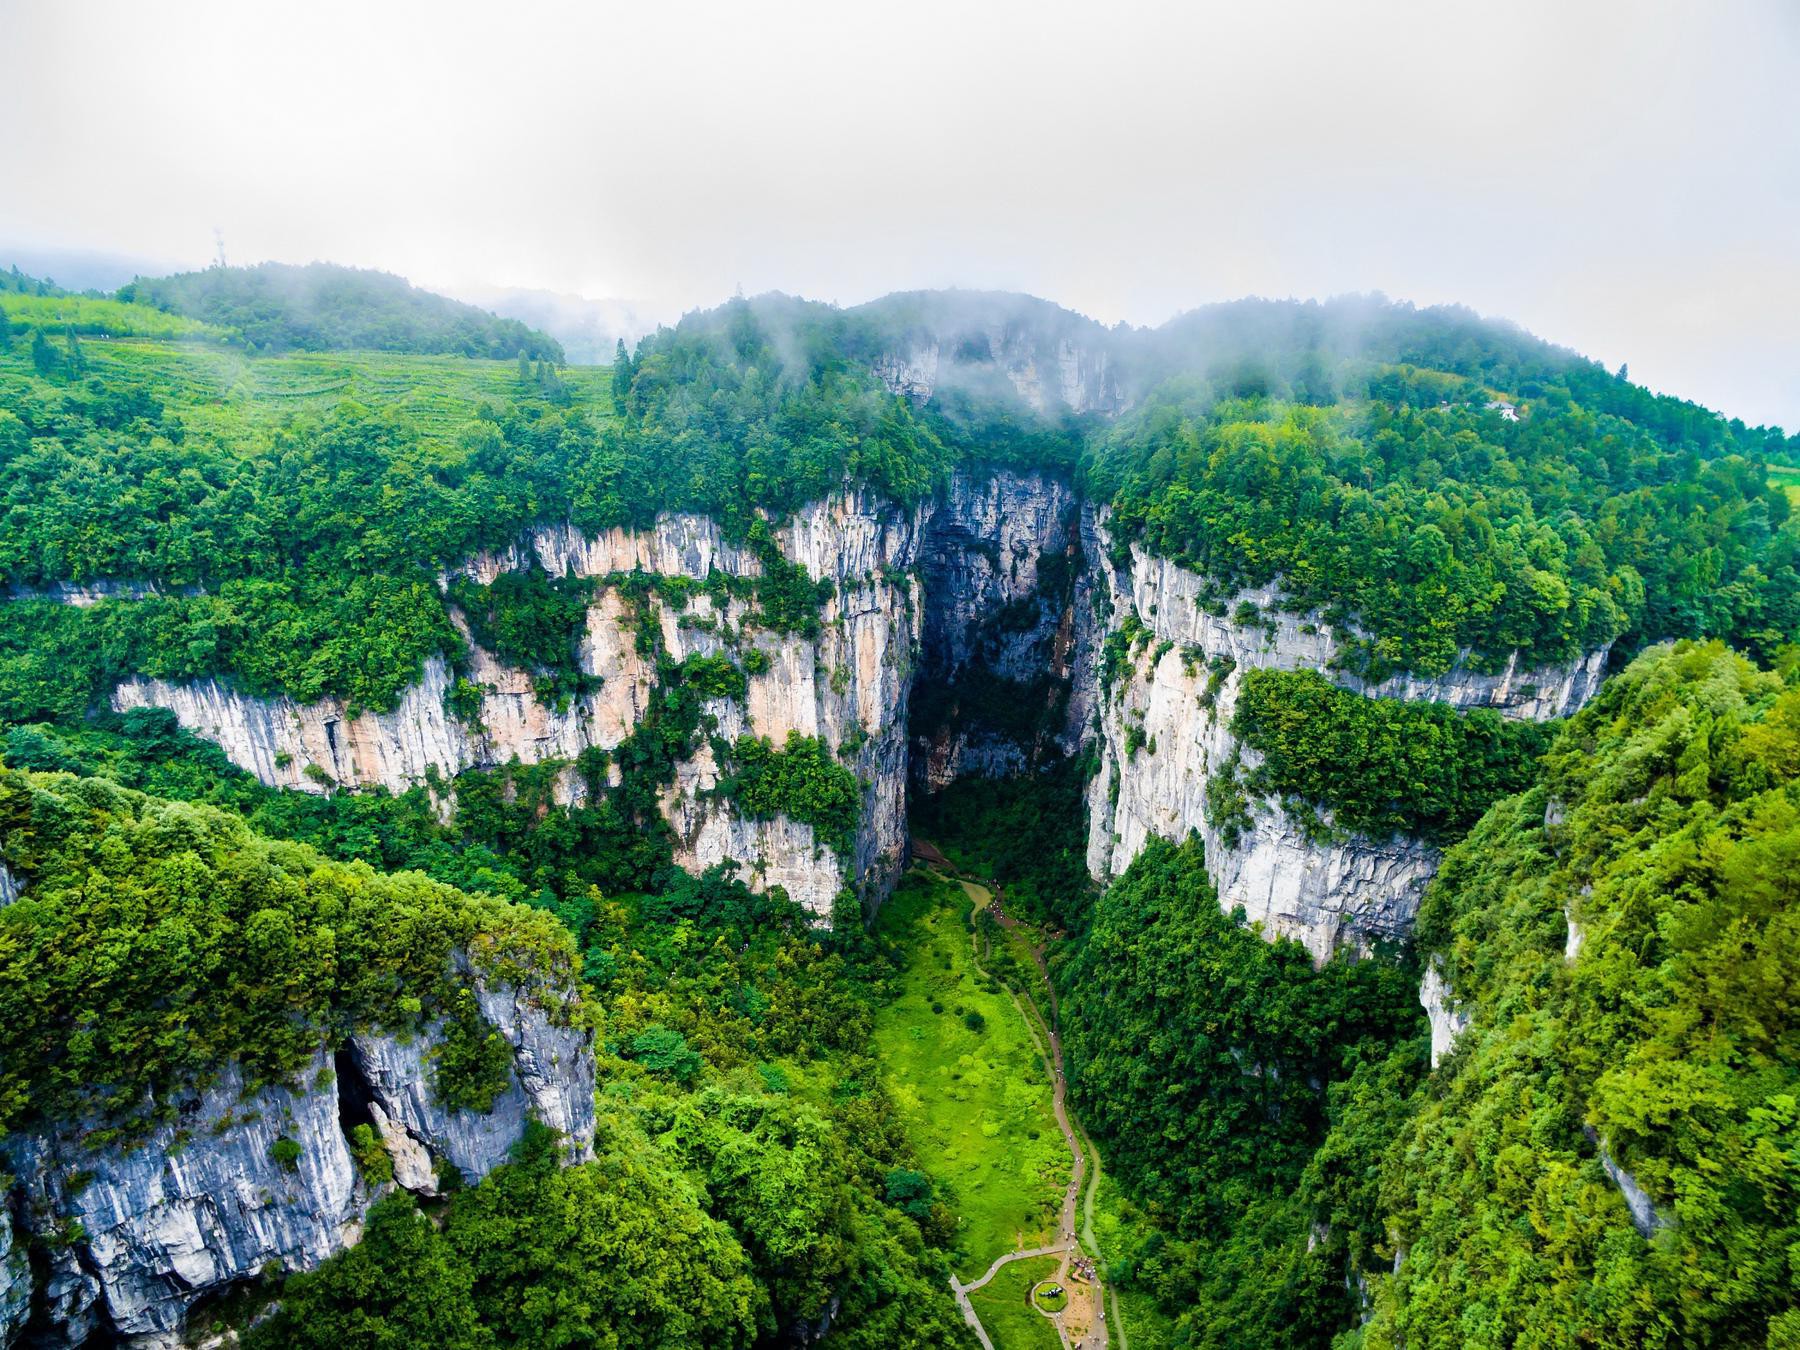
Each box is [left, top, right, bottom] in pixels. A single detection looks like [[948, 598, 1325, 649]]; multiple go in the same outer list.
[[872, 869, 1069, 1282]]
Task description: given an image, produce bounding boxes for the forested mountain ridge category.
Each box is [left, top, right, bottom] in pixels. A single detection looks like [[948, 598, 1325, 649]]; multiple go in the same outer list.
[[1362, 640, 1800, 1348], [4, 282, 1790, 727], [3, 286, 1785, 720]]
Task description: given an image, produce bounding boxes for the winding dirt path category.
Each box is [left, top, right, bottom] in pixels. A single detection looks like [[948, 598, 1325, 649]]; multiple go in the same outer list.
[[932, 862, 1110, 1350]]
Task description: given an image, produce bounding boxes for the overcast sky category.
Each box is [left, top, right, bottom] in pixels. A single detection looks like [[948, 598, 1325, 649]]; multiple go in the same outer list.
[[4, 0, 1796, 428]]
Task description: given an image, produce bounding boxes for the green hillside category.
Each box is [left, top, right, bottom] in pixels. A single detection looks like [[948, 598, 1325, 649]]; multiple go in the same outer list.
[[121, 261, 565, 360], [1363, 641, 1800, 1347], [2, 289, 1795, 725], [0, 759, 582, 1141], [1057, 641, 1800, 1348]]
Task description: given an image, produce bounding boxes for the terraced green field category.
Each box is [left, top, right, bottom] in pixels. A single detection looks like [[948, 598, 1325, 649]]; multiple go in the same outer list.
[[872, 870, 1068, 1281], [0, 292, 227, 340], [4, 338, 616, 446]]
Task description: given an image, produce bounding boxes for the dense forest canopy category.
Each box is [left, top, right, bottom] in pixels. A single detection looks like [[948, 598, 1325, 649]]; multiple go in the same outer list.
[[0, 763, 581, 1139], [0, 732, 975, 1346], [1056, 640, 1800, 1348], [1061, 836, 1425, 1347]]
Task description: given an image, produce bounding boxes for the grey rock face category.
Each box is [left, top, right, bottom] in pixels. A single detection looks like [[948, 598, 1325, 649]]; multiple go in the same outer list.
[[1420, 959, 1471, 1068], [1, 1203, 30, 1348], [1081, 515, 1607, 958], [1591, 1132, 1672, 1238], [350, 962, 596, 1193], [109, 493, 929, 923], [10, 1050, 361, 1346], [5, 970, 596, 1347], [911, 472, 1090, 790]]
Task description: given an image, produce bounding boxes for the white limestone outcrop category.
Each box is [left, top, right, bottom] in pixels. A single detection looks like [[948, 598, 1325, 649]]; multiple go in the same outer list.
[[0, 1205, 29, 1348], [1082, 513, 1608, 959], [109, 492, 926, 920], [350, 958, 596, 1195], [4, 964, 596, 1347], [1587, 1128, 1672, 1238], [11, 1050, 362, 1348], [1420, 959, 1472, 1068]]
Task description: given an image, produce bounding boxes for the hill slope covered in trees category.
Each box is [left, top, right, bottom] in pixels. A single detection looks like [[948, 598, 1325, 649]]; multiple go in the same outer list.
[[119, 262, 564, 359], [1056, 641, 1800, 1348], [1, 277, 1797, 1346]]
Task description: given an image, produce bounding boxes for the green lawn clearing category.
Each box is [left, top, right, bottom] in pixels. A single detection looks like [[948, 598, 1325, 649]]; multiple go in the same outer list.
[[873, 869, 1068, 1280]]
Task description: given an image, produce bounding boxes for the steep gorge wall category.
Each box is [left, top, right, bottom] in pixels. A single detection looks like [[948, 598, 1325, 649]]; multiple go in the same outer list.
[[113, 493, 926, 919], [1081, 516, 1609, 959], [94, 478, 1609, 947], [1, 964, 594, 1349], [103, 476, 1090, 921], [909, 473, 1094, 790]]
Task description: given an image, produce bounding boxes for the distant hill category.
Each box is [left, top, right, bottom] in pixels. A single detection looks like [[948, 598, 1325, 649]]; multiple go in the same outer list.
[[0, 246, 185, 296], [448, 284, 671, 364], [120, 262, 564, 361]]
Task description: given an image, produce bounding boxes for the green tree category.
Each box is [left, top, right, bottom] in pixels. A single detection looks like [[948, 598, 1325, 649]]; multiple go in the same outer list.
[[29, 327, 56, 375], [244, 1192, 492, 1350], [444, 1122, 763, 1349], [612, 338, 635, 408]]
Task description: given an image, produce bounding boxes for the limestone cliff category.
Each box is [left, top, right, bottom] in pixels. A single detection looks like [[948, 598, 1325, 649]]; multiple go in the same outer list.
[[1081, 515, 1608, 959], [95, 480, 1611, 948], [910, 472, 1092, 790], [105, 477, 1102, 921], [112, 493, 924, 920], [1419, 959, 1471, 1069], [2, 966, 595, 1348], [0, 1207, 28, 1350]]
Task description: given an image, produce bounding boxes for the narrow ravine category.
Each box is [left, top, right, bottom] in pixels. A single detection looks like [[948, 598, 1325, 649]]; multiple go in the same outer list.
[[923, 854, 1111, 1350]]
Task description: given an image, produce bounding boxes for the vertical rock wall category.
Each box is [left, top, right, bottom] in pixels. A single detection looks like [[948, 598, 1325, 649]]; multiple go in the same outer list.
[[110, 493, 927, 921], [1082, 516, 1609, 959], [910, 472, 1091, 790], [103, 478, 1100, 922], [2, 969, 596, 1348]]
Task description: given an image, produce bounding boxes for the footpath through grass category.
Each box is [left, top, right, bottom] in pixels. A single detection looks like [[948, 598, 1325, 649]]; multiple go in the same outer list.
[[967, 1254, 1063, 1350], [873, 869, 1068, 1281]]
